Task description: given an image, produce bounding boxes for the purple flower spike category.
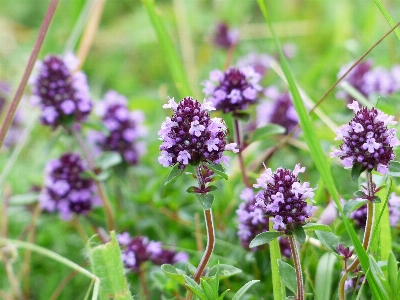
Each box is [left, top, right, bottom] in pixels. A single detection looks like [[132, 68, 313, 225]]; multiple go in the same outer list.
[[39, 153, 100, 220], [158, 97, 237, 169], [93, 90, 146, 165], [117, 232, 188, 273], [202, 67, 262, 113], [331, 101, 399, 174], [253, 164, 316, 232], [30, 52, 92, 128]]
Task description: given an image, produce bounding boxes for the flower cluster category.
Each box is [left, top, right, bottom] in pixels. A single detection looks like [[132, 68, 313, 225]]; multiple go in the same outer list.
[[236, 188, 291, 257], [257, 87, 298, 134], [331, 101, 399, 174], [253, 164, 316, 231], [202, 67, 262, 113], [92, 90, 146, 165], [337, 60, 400, 102], [212, 22, 239, 49], [236, 52, 273, 77], [117, 232, 188, 273], [30, 53, 92, 128], [158, 97, 238, 169], [350, 192, 400, 228], [39, 153, 100, 220]]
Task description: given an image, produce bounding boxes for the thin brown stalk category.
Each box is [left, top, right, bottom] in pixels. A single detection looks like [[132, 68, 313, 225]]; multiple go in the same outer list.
[[0, 0, 59, 148], [288, 235, 304, 300], [49, 269, 80, 300], [138, 265, 151, 300]]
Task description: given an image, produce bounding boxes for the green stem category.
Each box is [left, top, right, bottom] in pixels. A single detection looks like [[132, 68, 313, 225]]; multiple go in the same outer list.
[[0, 0, 59, 148], [338, 172, 375, 300], [138, 264, 151, 300], [288, 235, 304, 300], [233, 118, 250, 187]]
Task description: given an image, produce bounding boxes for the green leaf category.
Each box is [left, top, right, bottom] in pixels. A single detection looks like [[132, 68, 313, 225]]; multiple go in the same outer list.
[[211, 262, 220, 299], [82, 120, 110, 135], [186, 186, 199, 194], [9, 193, 38, 206], [302, 223, 331, 232], [184, 275, 207, 300], [374, 0, 400, 41], [387, 252, 398, 297], [141, 0, 192, 98], [315, 253, 337, 300], [86, 231, 133, 300], [249, 231, 281, 248], [369, 255, 389, 299], [161, 264, 185, 285], [250, 124, 286, 143], [95, 152, 122, 170], [233, 111, 250, 122], [207, 185, 218, 192], [269, 222, 285, 300], [343, 200, 368, 217], [200, 279, 214, 300], [351, 163, 363, 181], [315, 231, 340, 253], [218, 289, 230, 300], [165, 164, 184, 186], [207, 264, 242, 279], [80, 170, 110, 182], [232, 280, 260, 300], [196, 194, 215, 210], [277, 260, 297, 294], [373, 196, 382, 203], [354, 190, 366, 198], [293, 225, 306, 244], [204, 163, 228, 180]]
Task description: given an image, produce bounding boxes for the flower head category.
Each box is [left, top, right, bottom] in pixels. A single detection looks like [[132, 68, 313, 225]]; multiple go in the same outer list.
[[117, 232, 188, 273], [158, 97, 236, 169], [236, 52, 273, 77], [202, 67, 262, 113], [257, 87, 298, 134], [212, 22, 239, 49], [253, 164, 316, 231], [331, 101, 399, 174], [30, 53, 92, 128], [92, 90, 146, 165], [39, 153, 100, 220]]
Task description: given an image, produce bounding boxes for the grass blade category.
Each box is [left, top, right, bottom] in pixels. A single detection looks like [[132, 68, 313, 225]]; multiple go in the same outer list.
[[374, 0, 400, 41], [269, 222, 285, 300]]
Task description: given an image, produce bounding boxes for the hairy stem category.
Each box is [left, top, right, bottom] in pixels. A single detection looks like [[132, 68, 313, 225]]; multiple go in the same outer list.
[[233, 118, 250, 187], [0, 0, 59, 149], [138, 265, 151, 300], [288, 235, 304, 300], [339, 172, 374, 300]]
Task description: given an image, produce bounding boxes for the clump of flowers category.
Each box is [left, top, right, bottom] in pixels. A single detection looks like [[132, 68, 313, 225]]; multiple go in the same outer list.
[[158, 96, 238, 169], [39, 153, 100, 220], [236, 52, 273, 77], [117, 232, 188, 273], [331, 100, 399, 174], [350, 191, 400, 228], [92, 90, 146, 165], [30, 52, 92, 128], [257, 87, 298, 134], [253, 164, 316, 231], [212, 22, 239, 49], [236, 188, 291, 257], [337, 60, 400, 102], [202, 67, 262, 113]]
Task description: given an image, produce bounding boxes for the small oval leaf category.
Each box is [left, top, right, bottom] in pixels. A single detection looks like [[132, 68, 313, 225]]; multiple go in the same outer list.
[[302, 223, 331, 232], [205, 163, 228, 180], [207, 264, 242, 279], [351, 163, 363, 181], [161, 264, 185, 285], [249, 232, 281, 248], [232, 280, 260, 300], [165, 164, 184, 186], [315, 231, 340, 252], [250, 124, 286, 143], [95, 152, 122, 170], [278, 260, 297, 294], [293, 225, 306, 244], [343, 200, 368, 217]]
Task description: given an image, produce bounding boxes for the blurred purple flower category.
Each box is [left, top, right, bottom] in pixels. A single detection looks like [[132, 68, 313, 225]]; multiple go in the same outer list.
[[236, 52, 273, 77], [117, 232, 188, 273], [92, 90, 146, 165], [158, 97, 237, 169], [257, 87, 298, 134], [39, 153, 100, 220], [30, 52, 92, 128], [253, 164, 316, 231], [331, 101, 399, 174], [202, 67, 262, 113], [212, 22, 239, 49]]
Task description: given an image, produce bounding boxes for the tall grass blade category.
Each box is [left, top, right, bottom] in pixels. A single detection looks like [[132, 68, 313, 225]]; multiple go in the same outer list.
[[374, 0, 400, 41]]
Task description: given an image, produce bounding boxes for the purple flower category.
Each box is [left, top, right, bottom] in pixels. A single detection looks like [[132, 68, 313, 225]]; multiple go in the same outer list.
[[253, 164, 316, 232], [92, 90, 146, 165], [236, 52, 273, 77], [158, 97, 236, 169], [331, 101, 399, 174], [236, 187, 292, 257], [202, 67, 262, 113], [117, 232, 188, 273], [212, 22, 239, 49], [257, 87, 298, 134], [39, 153, 100, 220], [30, 52, 92, 128], [337, 60, 400, 102]]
